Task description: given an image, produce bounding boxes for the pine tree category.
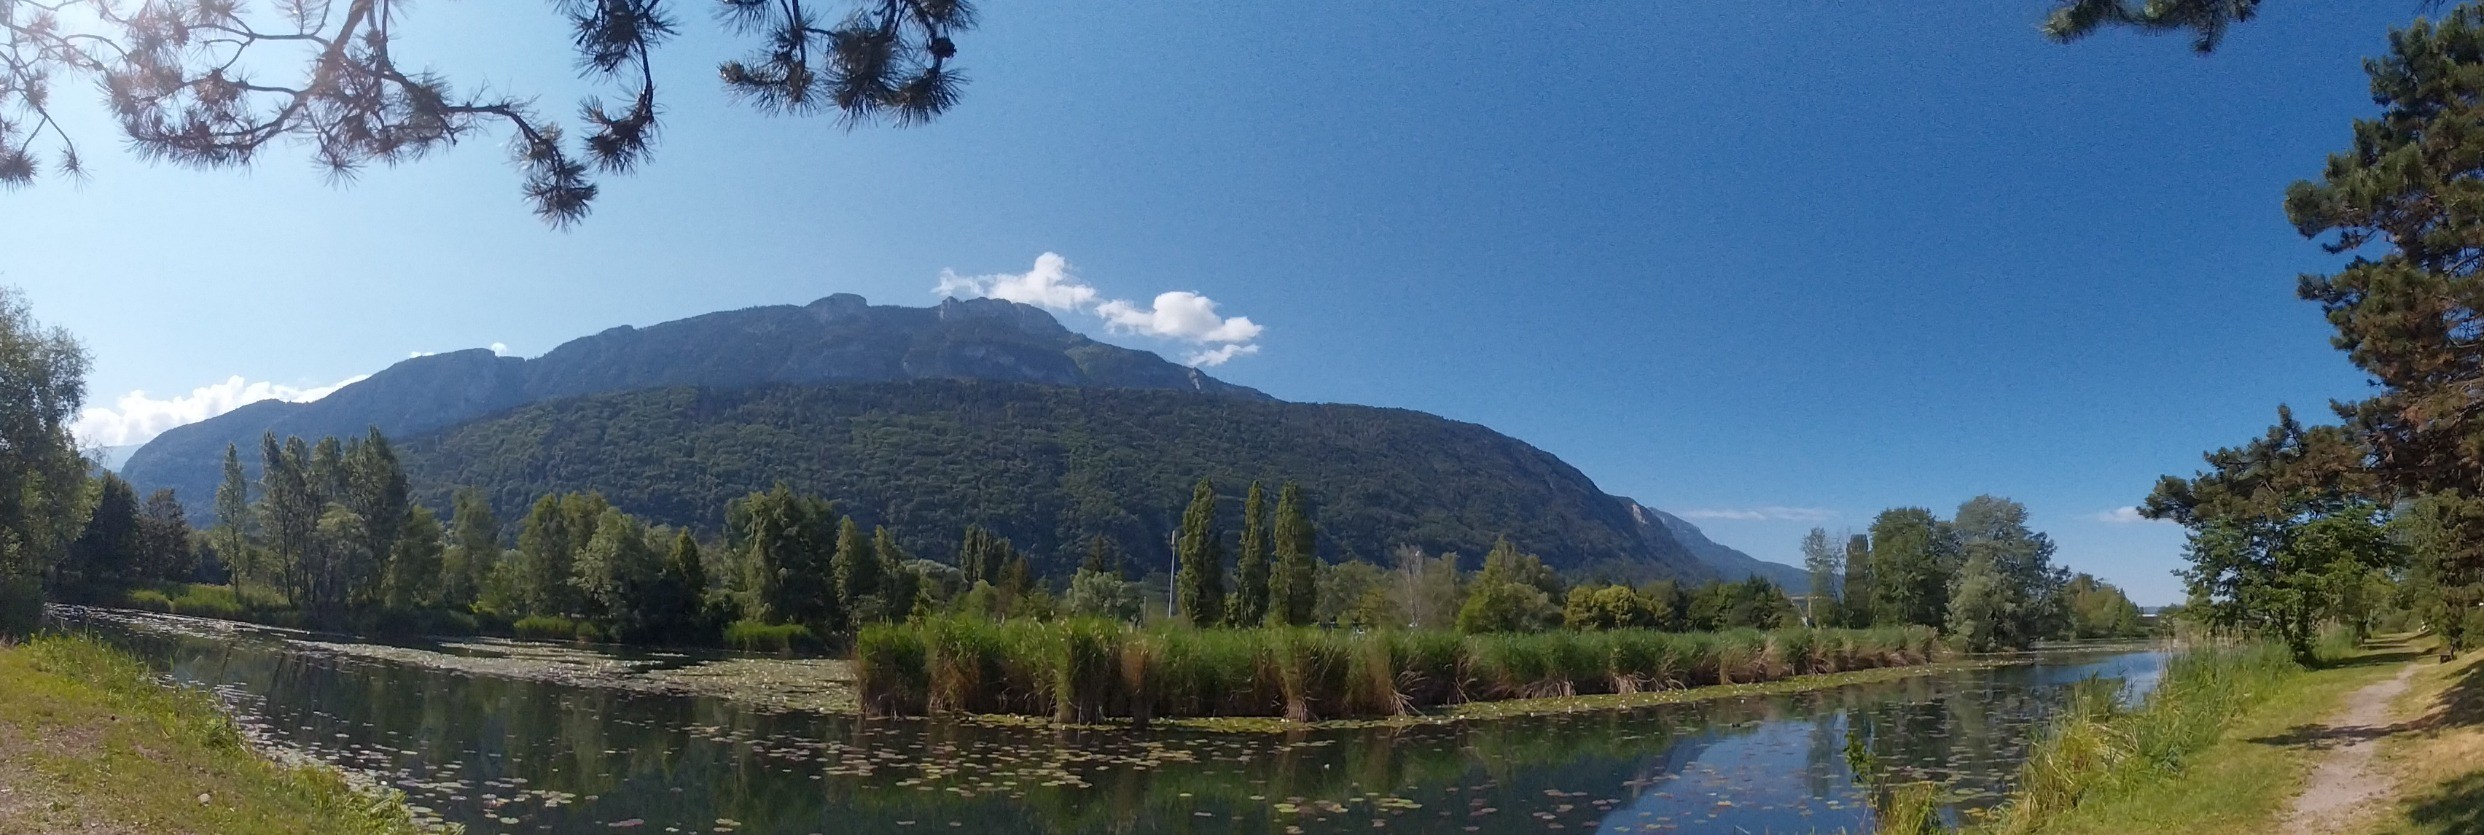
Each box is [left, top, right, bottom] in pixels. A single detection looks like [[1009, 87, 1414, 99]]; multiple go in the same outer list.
[[1176, 478, 1226, 627], [62, 473, 143, 596], [1230, 481, 1271, 627], [653, 529, 710, 641], [1270, 482, 1319, 626]]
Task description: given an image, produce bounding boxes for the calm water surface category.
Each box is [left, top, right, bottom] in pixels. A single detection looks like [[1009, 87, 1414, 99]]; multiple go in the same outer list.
[[69, 610, 2165, 835]]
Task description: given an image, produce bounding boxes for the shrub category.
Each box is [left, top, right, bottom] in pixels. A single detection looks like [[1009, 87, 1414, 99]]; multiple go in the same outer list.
[[167, 585, 247, 620], [125, 589, 174, 613], [723, 620, 816, 654], [0, 576, 43, 638], [512, 615, 576, 641]]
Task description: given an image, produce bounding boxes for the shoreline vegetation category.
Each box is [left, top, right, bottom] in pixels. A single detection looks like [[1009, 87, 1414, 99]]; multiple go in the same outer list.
[[0, 633, 436, 835], [1872, 635, 2433, 835], [854, 617, 1943, 723]]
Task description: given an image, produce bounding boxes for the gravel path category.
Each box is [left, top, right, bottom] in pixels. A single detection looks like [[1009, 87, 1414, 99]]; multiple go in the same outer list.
[[2280, 663, 2420, 834]]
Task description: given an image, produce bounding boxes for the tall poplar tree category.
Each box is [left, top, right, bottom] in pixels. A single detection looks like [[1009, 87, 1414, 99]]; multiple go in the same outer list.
[[1842, 533, 1874, 627], [1799, 527, 1842, 627], [1177, 478, 1226, 627], [1229, 481, 1271, 627], [215, 444, 254, 587], [445, 487, 502, 608], [830, 516, 877, 627], [1271, 482, 1319, 626]]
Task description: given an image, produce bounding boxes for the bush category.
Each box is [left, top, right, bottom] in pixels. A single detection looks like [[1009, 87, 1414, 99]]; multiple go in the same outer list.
[[0, 576, 43, 638], [167, 585, 247, 620], [854, 624, 930, 716], [512, 615, 576, 641], [125, 589, 174, 613], [723, 620, 817, 654]]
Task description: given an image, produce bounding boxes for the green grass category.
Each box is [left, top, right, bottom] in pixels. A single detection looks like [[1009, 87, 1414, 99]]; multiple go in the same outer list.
[[855, 619, 1941, 722], [0, 634, 435, 834]]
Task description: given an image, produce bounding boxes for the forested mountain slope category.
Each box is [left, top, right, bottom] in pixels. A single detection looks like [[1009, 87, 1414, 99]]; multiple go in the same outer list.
[[122, 295, 1263, 511], [392, 381, 1717, 582]]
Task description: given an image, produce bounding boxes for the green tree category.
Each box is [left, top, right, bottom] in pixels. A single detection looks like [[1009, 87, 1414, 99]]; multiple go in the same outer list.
[[214, 444, 255, 589], [1563, 584, 1663, 631], [1945, 553, 2014, 652], [649, 529, 712, 642], [1270, 482, 1320, 626], [386, 506, 446, 609], [515, 494, 582, 617], [727, 485, 836, 626], [340, 428, 411, 607], [444, 487, 502, 608], [2063, 573, 2147, 639], [304, 505, 369, 620], [830, 516, 879, 628], [875, 527, 920, 624], [1229, 481, 1271, 627], [1951, 495, 2068, 648], [2145, 409, 2393, 661], [138, 489, 195, 582], [1800, 527, 1843, 627], [1842, 533, 1875, 627], [0, 288, 88, 634], [1457, 538, 1560, 633], [1316, 559, 1390, 626], [1066, 567, 1144, 623], [1384, 545, 1464, 630], [1176, 478, 1226, 627], [1866, 508, 1955, 629], [257, 434, 319, 609], [576, 508, 663, 640], [61, 473, 143, 596]]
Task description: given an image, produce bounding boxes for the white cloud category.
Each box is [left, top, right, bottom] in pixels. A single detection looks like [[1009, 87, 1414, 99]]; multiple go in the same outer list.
[[936, 252, 1099, 311], [489, 342, 510, 356], [2093, 507, 2171, 525], [935, 252, 1263, 367], [1097, 292, 1263, 343], [1185, 344, 1260, 367], [73, 373, 370, 448], [1677, 506, 1839, 522]]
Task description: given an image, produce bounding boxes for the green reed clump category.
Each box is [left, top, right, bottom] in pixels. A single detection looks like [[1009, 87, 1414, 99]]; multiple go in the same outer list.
[[854, 623, 931, 716], [854, 621, 1941, 721], [512, 615, 576, 641], [124, 589, 174, 613], [723, 619, 816, 654]]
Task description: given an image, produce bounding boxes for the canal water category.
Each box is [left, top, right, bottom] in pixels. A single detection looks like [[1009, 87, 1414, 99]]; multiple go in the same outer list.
[[66, 610, 2165, 835]]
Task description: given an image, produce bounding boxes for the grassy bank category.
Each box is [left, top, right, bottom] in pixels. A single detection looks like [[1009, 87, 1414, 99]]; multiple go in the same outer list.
[[855, 617, 1940, 722], [0, 634, 436, 835], [1878, 635, 2421, 835]]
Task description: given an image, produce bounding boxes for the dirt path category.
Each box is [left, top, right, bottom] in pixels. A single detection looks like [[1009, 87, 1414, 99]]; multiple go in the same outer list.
[[2279, 663, 2421, 834]]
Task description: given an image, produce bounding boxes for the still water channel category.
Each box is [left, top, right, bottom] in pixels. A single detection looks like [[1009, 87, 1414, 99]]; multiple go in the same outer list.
[[64, 609, 2165, 835]]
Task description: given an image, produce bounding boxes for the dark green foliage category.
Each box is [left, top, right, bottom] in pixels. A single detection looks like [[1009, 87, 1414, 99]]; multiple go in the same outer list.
[[726, 485, 837, 627], [1686, 576, 1798, 632], [2042, 0, 2262, 53], [1176, 479, 1225, 627], [391, 381, 1703, 583], [2063, 573, 2148, 639], [443, 487, 500, 608], [60, 473, 143, 596], [1270, 482, 1320, 626], [1229, 482, 1270, 627], [1562, 584, 1666, 631], [724, 620, 818, 654], [1842, 532, 1874, 628], [1866, 508, 1955, 629], [831, 517, 880, 630], [384, 506, 444, 610], [1948, 495, 2071, 650], [137, 490, 194, 583], [1456, 538, 1562, 633]]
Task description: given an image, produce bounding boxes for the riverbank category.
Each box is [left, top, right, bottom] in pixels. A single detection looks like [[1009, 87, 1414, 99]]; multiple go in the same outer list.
[[1881, 634, 2429, 835], [2351, 638, 2484, 834], [0, 634, 436, 835]]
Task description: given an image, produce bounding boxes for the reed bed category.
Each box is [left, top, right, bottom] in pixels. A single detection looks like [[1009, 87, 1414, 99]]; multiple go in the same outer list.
[[856, 618, 1940, 720]]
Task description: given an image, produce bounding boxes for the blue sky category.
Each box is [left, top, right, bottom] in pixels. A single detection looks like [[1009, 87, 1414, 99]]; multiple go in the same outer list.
[[0, 2, 2414, 604]]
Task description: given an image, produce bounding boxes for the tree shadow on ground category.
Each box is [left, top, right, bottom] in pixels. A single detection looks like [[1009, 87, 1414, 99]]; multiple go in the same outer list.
[[2243, 636, 2435, 752], [2402, 770, 2484, 833]]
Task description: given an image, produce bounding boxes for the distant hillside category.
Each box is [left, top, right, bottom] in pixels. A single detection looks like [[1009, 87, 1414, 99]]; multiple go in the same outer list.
[[1625, 503, 1812, 590], [393, 381, 1718, 583], [122, 295, 1264, 511]]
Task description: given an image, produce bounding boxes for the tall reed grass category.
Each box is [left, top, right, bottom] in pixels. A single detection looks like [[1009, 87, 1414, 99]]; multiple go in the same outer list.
[[855, 619, 1940, 720]]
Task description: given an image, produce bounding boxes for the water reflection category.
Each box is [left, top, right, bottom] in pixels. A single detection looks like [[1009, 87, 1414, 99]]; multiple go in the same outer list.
[[75, 611, 2162, 835]]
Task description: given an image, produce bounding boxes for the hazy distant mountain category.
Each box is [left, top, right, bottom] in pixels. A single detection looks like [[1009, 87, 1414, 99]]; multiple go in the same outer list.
[[121, 295, 1265, 510], [1623, 502, 1812, 591]]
